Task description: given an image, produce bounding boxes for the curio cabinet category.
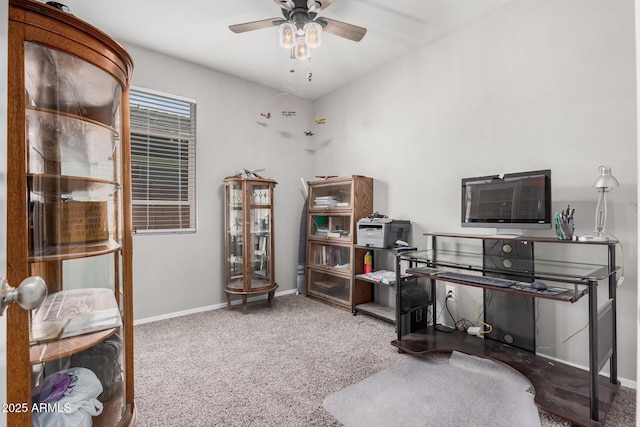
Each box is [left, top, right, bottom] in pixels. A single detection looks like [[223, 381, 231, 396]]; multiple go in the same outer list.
[[223, 174, 277, 313], [5, 1, 135, 425]]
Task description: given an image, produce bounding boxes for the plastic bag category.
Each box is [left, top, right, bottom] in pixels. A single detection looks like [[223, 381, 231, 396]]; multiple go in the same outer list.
[[32, 367, 103, 427]]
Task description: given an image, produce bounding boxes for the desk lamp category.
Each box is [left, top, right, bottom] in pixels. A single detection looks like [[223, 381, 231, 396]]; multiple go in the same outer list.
[[592, 166, 619, 241]]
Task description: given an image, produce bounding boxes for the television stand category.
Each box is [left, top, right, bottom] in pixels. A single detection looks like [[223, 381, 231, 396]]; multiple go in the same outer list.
[[393, 232, 620, 427]]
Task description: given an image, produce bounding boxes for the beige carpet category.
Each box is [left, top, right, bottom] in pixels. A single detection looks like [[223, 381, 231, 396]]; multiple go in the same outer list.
[[133, 294, 635, 426]]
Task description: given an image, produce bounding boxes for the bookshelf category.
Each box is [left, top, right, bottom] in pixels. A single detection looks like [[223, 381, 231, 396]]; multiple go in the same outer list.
[[305, 176, 373, 310]]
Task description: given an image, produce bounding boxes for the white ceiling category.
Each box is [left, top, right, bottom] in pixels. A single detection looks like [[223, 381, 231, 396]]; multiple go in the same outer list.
[[61, 0, 512, 100]]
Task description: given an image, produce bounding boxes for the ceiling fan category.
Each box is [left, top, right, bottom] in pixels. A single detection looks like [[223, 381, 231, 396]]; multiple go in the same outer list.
[[229, 0, 367, 60]]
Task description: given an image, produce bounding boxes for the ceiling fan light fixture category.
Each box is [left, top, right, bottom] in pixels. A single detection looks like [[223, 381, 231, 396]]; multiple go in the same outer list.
[[307, 0, 320, 12], [294, 37, 310, 60], [280, 0, 295, 11], [304, 22, 322, 48], [278, 23, 297, 48]]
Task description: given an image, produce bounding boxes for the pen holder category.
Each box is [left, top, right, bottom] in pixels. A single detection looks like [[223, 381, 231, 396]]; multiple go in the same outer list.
[[555, 218, 574, 240]]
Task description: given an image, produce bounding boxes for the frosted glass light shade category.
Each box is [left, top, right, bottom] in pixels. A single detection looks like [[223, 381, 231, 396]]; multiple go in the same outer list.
[[294, 37, 310, 60], [304, 22, 322, 48], [278, 23, 297, 49]]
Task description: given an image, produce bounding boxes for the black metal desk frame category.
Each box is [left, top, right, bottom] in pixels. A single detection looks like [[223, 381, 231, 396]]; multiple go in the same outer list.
[[394, 232, 619, 425]]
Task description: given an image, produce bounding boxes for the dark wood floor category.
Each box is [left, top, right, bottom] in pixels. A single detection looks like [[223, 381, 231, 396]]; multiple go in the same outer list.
[[392, 327, 619, 427]]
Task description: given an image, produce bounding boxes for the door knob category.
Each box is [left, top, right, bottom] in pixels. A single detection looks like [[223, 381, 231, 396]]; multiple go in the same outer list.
[[0, 276, 47, 315]]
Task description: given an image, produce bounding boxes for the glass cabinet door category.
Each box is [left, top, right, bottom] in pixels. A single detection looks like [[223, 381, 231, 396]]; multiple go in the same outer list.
[[25, 42, 128, 426], [308, 181, 352, 209], [308, 242, 351, 270], [226, 183, 243, 286], [249, 182, 272, 286], [309, 213, 352, 240]]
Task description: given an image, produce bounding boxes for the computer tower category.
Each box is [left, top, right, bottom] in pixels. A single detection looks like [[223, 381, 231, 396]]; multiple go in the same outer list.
[[482, 240, 536, 353], [399, 277, 431, 335]]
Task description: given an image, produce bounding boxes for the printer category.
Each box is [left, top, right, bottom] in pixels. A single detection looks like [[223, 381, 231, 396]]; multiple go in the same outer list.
[[357, 217, 411, 248]]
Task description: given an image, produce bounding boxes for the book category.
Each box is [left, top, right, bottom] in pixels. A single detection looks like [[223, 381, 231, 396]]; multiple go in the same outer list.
[[60, 308, 122, 339], [30, 288, 122, 344], [30, 318, 69, 344]]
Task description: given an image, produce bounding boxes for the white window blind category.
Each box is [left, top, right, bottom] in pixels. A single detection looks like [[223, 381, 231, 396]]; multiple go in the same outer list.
[[130, 88, 196, 233]]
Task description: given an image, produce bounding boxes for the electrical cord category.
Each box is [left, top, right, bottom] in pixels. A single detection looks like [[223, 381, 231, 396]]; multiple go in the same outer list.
[[455, 318, 475, 332], [472, 295, 492, 334], [536, 320, 589, 350], [445, 295, 456, 327], [435, 294, 455, 333]]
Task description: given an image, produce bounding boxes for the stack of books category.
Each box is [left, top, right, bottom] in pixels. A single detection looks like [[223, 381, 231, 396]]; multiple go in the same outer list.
[[313, 196, 349, 208], [313, 195, 339, 207]]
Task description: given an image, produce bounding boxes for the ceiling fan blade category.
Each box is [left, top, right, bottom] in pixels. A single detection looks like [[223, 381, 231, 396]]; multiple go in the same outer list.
[[317, 17, 367, 42], [229, 18, 285, 34]]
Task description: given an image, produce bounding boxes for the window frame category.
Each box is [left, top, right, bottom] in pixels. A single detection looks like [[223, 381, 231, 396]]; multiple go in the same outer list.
[[129, 86, 197, 234]]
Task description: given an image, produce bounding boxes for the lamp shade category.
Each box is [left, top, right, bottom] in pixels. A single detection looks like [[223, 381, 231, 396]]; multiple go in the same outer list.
[[593, 166, 620, 189], [278, 23, 297, 49], [294, 37, 310, 60], [304, 22, 322, 48]]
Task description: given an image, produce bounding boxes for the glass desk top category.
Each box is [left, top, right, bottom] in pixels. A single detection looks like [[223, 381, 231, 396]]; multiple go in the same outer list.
[[399, 249, 617, 284]]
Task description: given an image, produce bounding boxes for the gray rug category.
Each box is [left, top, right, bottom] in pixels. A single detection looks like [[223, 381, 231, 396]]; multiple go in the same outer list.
[[324, 351, 540, 427]]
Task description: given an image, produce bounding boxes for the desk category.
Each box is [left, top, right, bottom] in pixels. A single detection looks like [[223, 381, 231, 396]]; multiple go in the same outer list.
[[393, 233, 620, 427]]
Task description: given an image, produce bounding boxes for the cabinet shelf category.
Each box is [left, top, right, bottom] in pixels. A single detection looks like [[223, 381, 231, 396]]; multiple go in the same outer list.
[[27, 106, 120, 135], [308, 263, 352, 276], [355, 270, 410, 286], [29, 238, 121, 262], [225, 282, 278, 294], [308, 235, 352, 243], [28, 173, 119, 194], [30, 327, 119, 365], [354, 302, 395, 322], [29, 288, 122, 364], [308, 207, 352, 213]]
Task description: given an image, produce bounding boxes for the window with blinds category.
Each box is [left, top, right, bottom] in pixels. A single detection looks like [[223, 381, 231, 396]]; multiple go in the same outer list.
[[130, 88, 196, 233]]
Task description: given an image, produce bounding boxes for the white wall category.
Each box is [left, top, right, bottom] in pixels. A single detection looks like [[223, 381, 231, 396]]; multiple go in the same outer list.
[[124, 44, 313, 320], [125, 0, 637, 386], [312, 0, 637, 384]]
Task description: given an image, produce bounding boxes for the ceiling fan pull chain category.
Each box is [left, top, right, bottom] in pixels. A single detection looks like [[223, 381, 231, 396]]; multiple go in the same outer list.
[[307, 57, 313, 82]]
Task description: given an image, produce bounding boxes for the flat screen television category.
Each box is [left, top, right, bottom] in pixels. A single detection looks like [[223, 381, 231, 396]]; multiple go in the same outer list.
[[461, 169, 552, 232]]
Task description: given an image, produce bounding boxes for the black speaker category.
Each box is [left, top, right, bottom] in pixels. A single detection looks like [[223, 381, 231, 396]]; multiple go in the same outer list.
[[482, 240, 536, 352], [482, 239, 533, 280]]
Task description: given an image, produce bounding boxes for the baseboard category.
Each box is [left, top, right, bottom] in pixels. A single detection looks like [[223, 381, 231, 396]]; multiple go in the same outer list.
[[538, 352, 636, 389], [134, 288, 298, 326]]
